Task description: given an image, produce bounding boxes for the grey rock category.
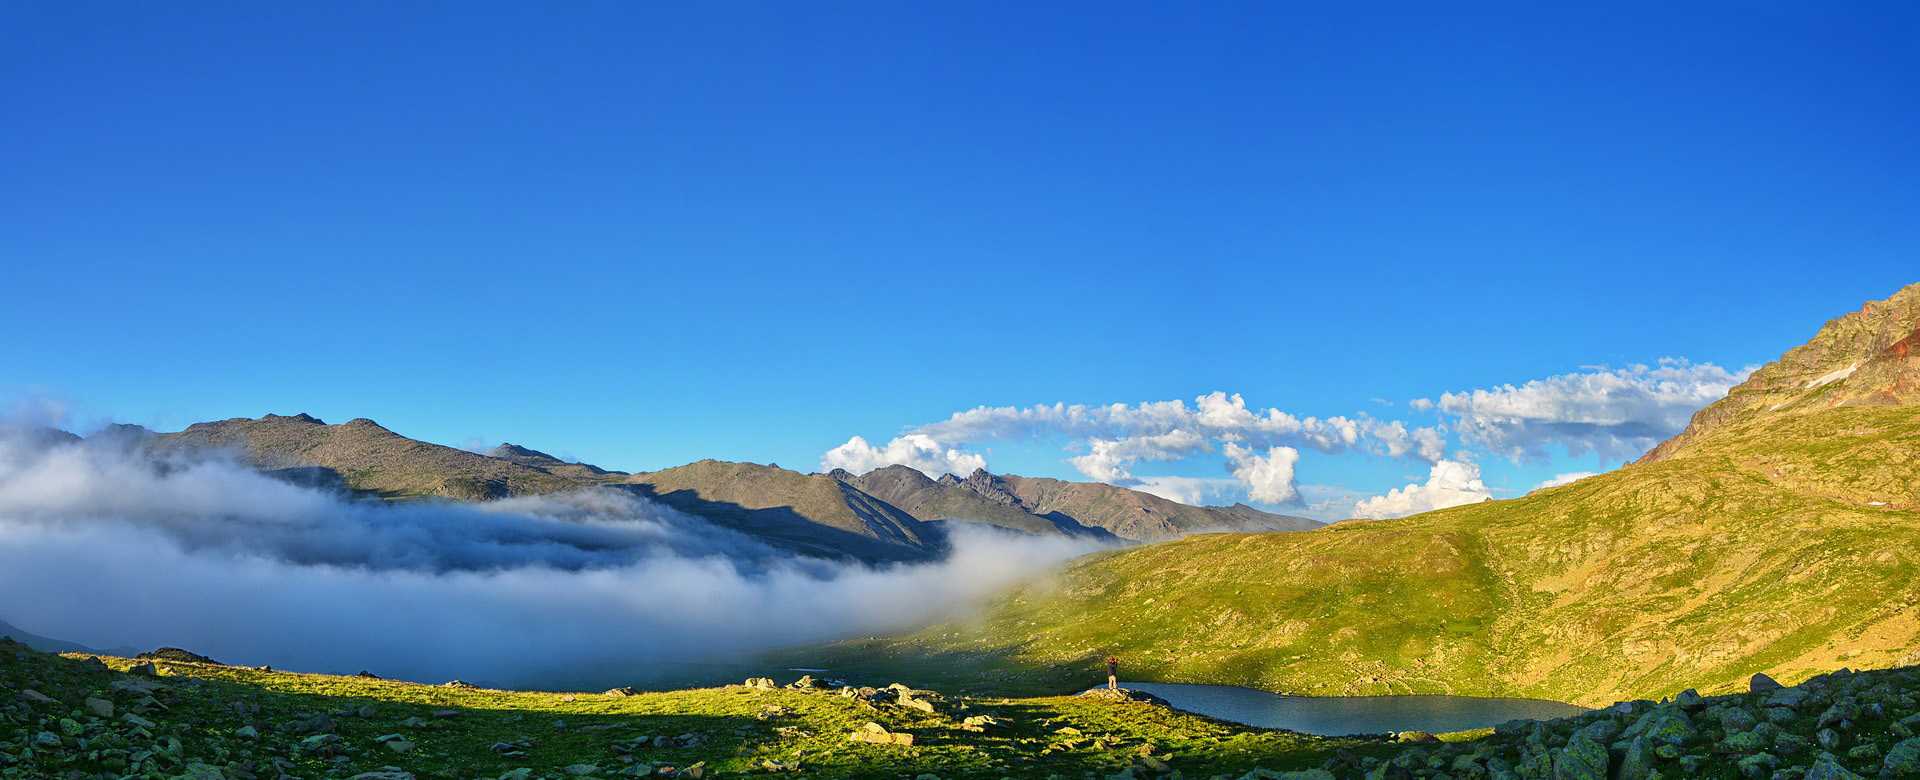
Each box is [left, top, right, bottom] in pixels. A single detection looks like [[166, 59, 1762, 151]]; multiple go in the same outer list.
[[1802, 752, 1863, 780], [1551, 733, 1608, 780], [1615, 737, 1654, 780], [1883, 737, 1920, 776], [1674, 689, 1705, 711], [1627, 705, 1696, 748], [1735, 752, 1778, 779], [1721, 707, 1760, 733]]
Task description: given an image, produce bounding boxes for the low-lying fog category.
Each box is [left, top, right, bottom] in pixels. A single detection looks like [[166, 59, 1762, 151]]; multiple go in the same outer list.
[[0, 430, 1100, 689]]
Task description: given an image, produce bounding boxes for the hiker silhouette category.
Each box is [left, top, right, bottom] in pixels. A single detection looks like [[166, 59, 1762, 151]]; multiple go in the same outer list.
[[1104, 655, 1118, 690]]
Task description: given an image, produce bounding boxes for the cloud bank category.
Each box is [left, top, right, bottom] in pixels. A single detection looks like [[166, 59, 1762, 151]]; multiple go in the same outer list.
[[819, 391, 1448, 509], [818, 358, 1743, 520], [0, 432, 1097, 688], [1434, 359, 1748, 460]]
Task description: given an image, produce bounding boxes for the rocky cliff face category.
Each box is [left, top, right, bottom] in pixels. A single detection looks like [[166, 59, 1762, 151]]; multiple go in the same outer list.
[[625, 459, 936, 562], [838, 465, 1072, 537]]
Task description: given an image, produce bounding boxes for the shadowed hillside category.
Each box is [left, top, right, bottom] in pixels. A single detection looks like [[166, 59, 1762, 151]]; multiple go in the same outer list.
[[817, 283, 1920, 707], [624, 460, 938, 562]]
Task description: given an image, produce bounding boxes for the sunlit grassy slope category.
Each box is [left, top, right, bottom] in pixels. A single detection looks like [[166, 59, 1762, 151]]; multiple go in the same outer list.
[[808, 402, 1920, 708]]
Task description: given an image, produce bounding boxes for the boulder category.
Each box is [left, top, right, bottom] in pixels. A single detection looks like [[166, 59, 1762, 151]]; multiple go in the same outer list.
[[1626, 705, 1696, 748], [848, 722, 914, 746], [1752, 673, 1785, 692], [1718, 706, 1759, 733], [1615, 737, 1654, 780], [1722, 730, 1768, 753], [1551, 733, 1608, 780], [1673, 689, 1705, 711], [1803, 752, 1864, 780], [83, 697, 113, 718], [1734, 752, 1777, 779], [135, 647, 220, 665], [961, 714, 1001, 731], [1884, 737, 1920, 776]]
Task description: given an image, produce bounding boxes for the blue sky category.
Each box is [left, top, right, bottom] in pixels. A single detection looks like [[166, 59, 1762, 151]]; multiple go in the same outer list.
[[3, 3, 1915, 518]]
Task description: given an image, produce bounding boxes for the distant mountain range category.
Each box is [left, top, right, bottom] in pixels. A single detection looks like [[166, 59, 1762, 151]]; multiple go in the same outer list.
[[0, 619, 135, 657], [806, 281, 1920, 706], [65, 411, 1315, 563]]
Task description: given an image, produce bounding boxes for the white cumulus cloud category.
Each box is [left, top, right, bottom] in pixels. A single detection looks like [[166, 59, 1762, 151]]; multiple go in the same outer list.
[[1351, 459, 1493, 519], [1127, 476, 1245, 507], [1224, 443, 1301, 504], [1067, 429, 1209, 482], [818, 433, 987, 478]]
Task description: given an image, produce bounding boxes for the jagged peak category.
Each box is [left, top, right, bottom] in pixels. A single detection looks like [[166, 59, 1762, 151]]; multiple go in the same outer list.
[[263, 412, 325, 425]]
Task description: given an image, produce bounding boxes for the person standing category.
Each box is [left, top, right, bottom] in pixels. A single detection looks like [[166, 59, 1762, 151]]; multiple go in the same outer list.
[[1105, 655, 1119, 690]]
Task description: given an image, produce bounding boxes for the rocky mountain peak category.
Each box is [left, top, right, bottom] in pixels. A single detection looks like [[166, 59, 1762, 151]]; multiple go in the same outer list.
[[1642, 281, 1920, 462], [955, 468, 1025, 509], [492, 443, 561, 463]]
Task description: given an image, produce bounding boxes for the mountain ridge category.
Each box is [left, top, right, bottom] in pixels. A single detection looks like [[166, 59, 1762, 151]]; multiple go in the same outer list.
[[90, 413, 1318, 563]]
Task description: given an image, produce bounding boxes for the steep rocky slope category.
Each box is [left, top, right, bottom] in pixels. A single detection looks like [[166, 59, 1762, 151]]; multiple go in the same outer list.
[[822, 283, 1920, 707], [625, 460, 936, 562], [835, 465, 1318, 541], [832, 465, 1115, 538], [1643, 282, 1920, 463]]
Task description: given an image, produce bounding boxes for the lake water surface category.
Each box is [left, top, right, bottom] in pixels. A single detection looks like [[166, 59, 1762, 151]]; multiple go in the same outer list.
[[1112, 683, 1586, 736]]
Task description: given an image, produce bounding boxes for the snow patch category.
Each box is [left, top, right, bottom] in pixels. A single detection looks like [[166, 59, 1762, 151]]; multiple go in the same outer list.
[[1806, 362, 1859, 389]]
